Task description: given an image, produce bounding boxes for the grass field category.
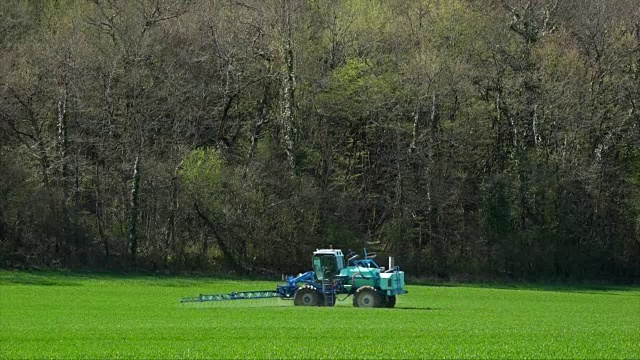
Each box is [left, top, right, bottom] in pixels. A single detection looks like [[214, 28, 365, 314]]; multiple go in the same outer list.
[[0, 271, 638, 359]]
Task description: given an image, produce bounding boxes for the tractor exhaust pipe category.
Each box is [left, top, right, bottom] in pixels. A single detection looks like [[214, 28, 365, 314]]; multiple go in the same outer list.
[[389, 256, 394, 270]]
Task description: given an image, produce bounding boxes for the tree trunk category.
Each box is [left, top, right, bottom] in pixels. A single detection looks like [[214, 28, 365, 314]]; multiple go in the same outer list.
[[57, 92, 71, 261], [248, 80, 270, 162], [409, 101, 420, 154], [194, 201, 240, 271], [164, 161, 180, 268], [57, 95, 68, 186], [128, 156, 141, 266], [426, 93, 443, 275], [425, 94, 438, 245], [95, 161, 109, 265], [281, 1, 296, 171]]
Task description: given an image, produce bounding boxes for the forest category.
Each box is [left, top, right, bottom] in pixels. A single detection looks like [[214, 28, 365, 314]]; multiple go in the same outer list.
[[1, 0, 639, 281]]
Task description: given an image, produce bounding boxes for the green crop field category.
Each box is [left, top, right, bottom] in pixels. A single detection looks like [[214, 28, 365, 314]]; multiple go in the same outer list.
[[0, 271, 638, 359]]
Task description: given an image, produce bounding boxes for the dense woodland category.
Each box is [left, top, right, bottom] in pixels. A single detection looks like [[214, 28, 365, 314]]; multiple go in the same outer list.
[[1, 0, 639, 280]]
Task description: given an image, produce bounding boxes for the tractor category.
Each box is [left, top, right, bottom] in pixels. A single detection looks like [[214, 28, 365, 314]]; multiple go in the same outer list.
[[181, 248, 407, 308]]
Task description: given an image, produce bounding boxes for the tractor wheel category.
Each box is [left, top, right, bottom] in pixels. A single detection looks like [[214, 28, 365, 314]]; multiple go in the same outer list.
[[353, 286, 382, 308], [294, 285, 322, 306], [384, 295, 396, 308]]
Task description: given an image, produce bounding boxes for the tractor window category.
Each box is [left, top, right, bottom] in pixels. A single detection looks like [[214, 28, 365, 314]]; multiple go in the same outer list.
[[313, 255, 337, 281], [313, 257, 322, 279], [336, 255, 345, 270]]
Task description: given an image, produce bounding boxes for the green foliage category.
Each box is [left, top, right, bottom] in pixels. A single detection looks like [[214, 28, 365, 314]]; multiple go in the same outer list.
[[1, 271, 639, 359], [0, 0, 639, 280], [180, 148, 224, 197], [317, 58, 402, 124], [316, 58, 371, 121]]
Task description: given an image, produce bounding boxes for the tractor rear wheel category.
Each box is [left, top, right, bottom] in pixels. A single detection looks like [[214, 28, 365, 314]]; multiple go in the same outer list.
[[384, 295, 396, 308], [294, 285, 322, 306], [353, 286, 382, 308]]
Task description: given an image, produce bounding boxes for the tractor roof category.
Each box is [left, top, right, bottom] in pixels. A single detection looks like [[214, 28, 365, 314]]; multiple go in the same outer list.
[[313, 249, 344, 256]]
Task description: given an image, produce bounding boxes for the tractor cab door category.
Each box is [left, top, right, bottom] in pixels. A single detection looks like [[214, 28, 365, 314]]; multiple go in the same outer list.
[[313, 254, 339, 281]]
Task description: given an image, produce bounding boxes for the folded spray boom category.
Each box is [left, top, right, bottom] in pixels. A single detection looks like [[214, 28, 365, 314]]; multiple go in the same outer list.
[[179, 271, 314, 303]]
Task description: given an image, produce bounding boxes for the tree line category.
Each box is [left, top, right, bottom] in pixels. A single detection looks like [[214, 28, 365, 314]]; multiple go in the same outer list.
[[1, 0, 639, 280]]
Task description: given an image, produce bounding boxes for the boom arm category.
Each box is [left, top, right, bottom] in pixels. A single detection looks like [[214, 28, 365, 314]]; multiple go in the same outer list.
[[276, 271, 315, 298], [180, 271, 317, 303]]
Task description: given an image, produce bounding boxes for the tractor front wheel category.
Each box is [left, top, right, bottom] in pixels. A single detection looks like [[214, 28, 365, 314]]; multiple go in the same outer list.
[[294, 285, 322, 306], [353, 286, 382, 308]]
